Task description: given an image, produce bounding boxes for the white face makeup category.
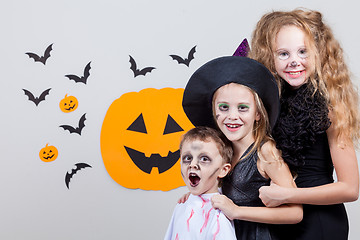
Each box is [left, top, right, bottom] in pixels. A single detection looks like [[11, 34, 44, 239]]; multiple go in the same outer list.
[[213, 83, 260, 146], [180, 139, 230, 195], [274, 25, 310, 89]]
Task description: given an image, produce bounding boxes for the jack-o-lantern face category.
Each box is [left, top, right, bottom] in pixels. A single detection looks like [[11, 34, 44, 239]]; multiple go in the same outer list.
[[100, 88, 193, 191], [39, 144, 58, 162], [59, 94, 78, 113]]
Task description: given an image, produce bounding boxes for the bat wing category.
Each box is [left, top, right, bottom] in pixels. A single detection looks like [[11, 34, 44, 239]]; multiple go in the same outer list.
[[129, 55, 138, 76], [77, 113, 87, 135], [187, 45, 197, 62], [170, 54, 186, 64], [75, 162, 92, 170], [43, 44, 53, 64], [83, 62, 91, 80], [25, 52, 40, 62], [65, 172, 72, 189], [23, 89, 36, 103], [38, 88, 51, 102], [65, 74, 81, 83], [60, 124, 77, 134], [138, 67, 155, 76]]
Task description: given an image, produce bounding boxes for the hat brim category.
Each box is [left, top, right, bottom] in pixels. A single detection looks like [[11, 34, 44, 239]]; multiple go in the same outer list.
[[182, 56, 279, 129]]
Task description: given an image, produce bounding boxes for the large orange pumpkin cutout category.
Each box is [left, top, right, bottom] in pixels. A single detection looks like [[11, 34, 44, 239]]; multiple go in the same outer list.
[[100, 88, 193, 191]]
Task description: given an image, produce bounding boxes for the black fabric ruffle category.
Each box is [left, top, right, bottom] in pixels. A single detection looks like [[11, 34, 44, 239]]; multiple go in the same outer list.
[[272, 83, 331, 169]]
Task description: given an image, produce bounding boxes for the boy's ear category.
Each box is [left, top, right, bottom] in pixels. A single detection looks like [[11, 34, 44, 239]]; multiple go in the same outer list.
[[218, 163, 231, 178]]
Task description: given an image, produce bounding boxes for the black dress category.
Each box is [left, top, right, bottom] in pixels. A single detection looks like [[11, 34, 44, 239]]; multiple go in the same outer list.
[[222, 144, 276, 240], [271, 84, 349, 240]]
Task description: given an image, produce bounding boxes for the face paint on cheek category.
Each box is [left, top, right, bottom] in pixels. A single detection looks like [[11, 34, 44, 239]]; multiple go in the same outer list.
[[207, 167, 220, 180], [215, 114, 220, 120]]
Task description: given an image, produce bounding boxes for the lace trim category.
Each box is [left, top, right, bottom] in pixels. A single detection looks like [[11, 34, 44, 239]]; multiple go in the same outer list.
[[272, 84, 331, 168]]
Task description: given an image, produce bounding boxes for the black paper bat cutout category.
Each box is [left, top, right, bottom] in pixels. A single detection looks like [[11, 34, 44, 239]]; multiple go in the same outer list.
[[170, 45, 196, 67], [59, 113, 86, 135], [25, 44, 53, 65], [129, 55, 155, 77], [23, 88, 51, 106], [65, 61, 91, 84], [65, 162, 92, 189]]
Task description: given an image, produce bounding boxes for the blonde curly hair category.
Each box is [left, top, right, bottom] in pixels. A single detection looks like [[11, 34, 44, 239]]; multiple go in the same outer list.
[[249, 8, 360, 143]]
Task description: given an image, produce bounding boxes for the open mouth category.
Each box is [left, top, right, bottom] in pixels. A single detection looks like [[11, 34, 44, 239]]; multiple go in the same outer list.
[[124, 146, 180, 174], [189, 172, 200, 187]]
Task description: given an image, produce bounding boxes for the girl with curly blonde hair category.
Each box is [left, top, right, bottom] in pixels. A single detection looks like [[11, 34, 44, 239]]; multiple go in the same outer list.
[[249, 8, 360, 240]]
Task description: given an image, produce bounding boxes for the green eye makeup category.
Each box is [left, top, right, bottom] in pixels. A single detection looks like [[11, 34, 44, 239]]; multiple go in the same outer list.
[[218, 103, 229, 111], [238, 104, 250, 109], [218, 103, 229, 108]]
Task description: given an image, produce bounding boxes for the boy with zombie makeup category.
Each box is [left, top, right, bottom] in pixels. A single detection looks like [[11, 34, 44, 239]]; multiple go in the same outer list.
[[164, 126, 236, 240]]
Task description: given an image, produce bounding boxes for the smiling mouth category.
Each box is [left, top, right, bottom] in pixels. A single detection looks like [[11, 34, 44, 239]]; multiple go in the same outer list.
[[43, 154, 55, 159], [65, 104, 76, 111], [124, 146, 180, 174], [189, 172, 200, 187], [285, 70, 304, 77], [225, 123, 241, 131]]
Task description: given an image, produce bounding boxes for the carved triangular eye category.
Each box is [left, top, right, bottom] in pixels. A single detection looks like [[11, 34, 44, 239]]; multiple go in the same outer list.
[[127, 113, 147, 133], [163, 115, 184, 135]]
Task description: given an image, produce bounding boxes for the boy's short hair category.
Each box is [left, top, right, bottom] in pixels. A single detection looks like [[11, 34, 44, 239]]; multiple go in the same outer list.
[[180, 126, 233, 164]]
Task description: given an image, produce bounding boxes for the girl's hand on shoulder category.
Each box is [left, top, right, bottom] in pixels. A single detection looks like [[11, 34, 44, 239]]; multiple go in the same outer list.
[[177, 192, 190, 204], [211, 194, 236, 220]]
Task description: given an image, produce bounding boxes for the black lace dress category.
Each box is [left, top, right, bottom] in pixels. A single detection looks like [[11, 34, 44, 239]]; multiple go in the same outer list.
[[271, 84, 349, 240], [222, 144, 277, 240]]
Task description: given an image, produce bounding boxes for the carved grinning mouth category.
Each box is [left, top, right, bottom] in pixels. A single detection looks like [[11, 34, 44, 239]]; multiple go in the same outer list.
[[65, 104, 76, 111], [124, 146, 180, 174], [43, 154, 55, 159]]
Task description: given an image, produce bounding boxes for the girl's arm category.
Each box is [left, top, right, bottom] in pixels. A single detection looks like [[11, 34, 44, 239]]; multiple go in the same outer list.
[[211, 195, 302, 224], [259, 122, 359, 207], [212, 141, 303, 224]]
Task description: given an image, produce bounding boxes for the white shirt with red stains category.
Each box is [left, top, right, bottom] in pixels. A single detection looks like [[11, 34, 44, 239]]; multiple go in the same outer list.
[[164, 193, 236, 240]]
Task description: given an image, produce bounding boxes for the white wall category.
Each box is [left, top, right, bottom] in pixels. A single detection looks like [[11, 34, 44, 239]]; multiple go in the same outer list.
[[1, 0, 359, 239]]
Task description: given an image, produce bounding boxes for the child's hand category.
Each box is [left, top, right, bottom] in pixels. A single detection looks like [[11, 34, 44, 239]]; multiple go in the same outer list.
[[211, 194, 236, 220], [177, 192, 190, 204], [259, 182, 289, 207]]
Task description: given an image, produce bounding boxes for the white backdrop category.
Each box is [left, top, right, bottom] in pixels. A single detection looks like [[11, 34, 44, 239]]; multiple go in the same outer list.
[[1, 0, 359, 239]]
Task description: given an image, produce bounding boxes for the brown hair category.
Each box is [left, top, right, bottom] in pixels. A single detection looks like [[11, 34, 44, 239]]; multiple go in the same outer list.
[[180, 126, 233, 164], [249, 8, 360, 143]]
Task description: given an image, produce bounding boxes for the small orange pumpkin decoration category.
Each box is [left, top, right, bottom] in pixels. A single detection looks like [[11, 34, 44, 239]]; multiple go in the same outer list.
[[39, 143, 58, 162], [100, 88, 193, 191], [59, 94, 78, 113]]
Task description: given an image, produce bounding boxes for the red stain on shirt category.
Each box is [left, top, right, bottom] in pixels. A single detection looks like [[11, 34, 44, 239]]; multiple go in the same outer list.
[[200, 207, 213, 233], [213, 213, 220, 240], [187, 209, 194, 231]]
